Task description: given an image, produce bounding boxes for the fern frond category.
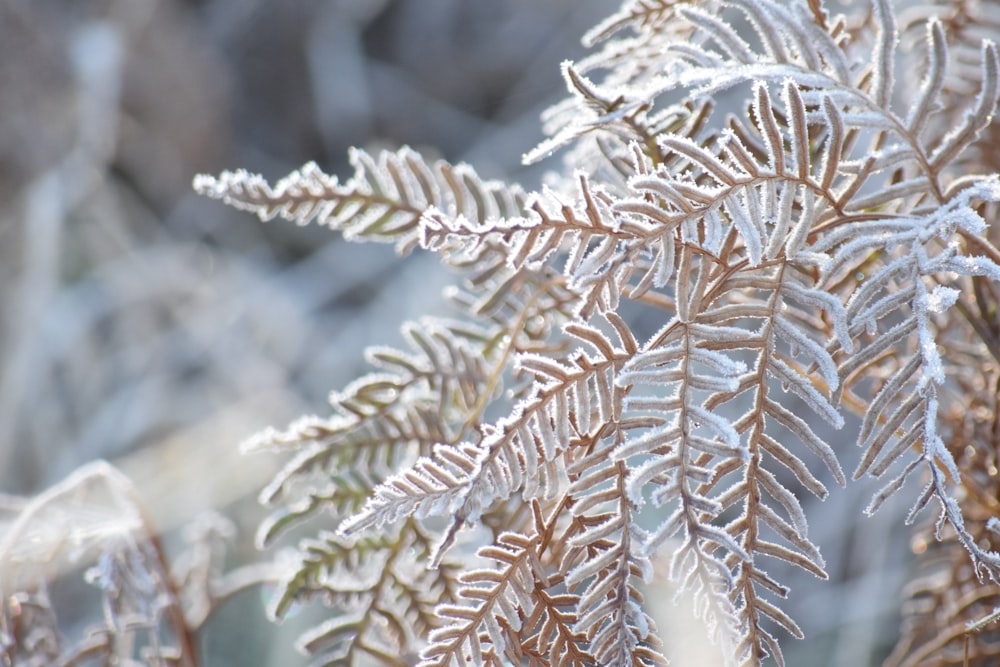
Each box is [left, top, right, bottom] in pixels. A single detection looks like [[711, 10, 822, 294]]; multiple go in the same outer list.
[[418, 531, 544, 667], [606, 242, 847, 664], [194, 146, 526, 255], [705, 273, 845, 666], [271, 521, 460, 665], [248, 317, 498, 546], [341, 315, 630, 564], [885, 382, 1000, 666], [830, 180, 1000, 579], [421, 172, 624, 283]]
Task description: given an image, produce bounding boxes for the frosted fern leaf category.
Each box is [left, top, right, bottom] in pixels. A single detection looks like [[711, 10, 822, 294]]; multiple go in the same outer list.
[[194, 0, 1000, 665]]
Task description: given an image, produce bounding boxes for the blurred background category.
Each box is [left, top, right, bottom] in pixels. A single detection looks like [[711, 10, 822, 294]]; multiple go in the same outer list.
[[0, 0, 610, 502], [0, 0, 916, 664]]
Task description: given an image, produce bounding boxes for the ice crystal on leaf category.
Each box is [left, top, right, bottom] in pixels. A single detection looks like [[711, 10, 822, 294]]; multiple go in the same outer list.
[[195, 0, 1000, 664]]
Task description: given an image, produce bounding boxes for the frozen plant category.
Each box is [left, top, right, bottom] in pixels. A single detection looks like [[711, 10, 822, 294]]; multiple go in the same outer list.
[[193, 0, 1000, 665]]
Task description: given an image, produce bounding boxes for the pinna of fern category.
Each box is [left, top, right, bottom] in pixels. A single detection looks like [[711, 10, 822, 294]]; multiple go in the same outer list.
[[195, 0, 1000, 665]]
